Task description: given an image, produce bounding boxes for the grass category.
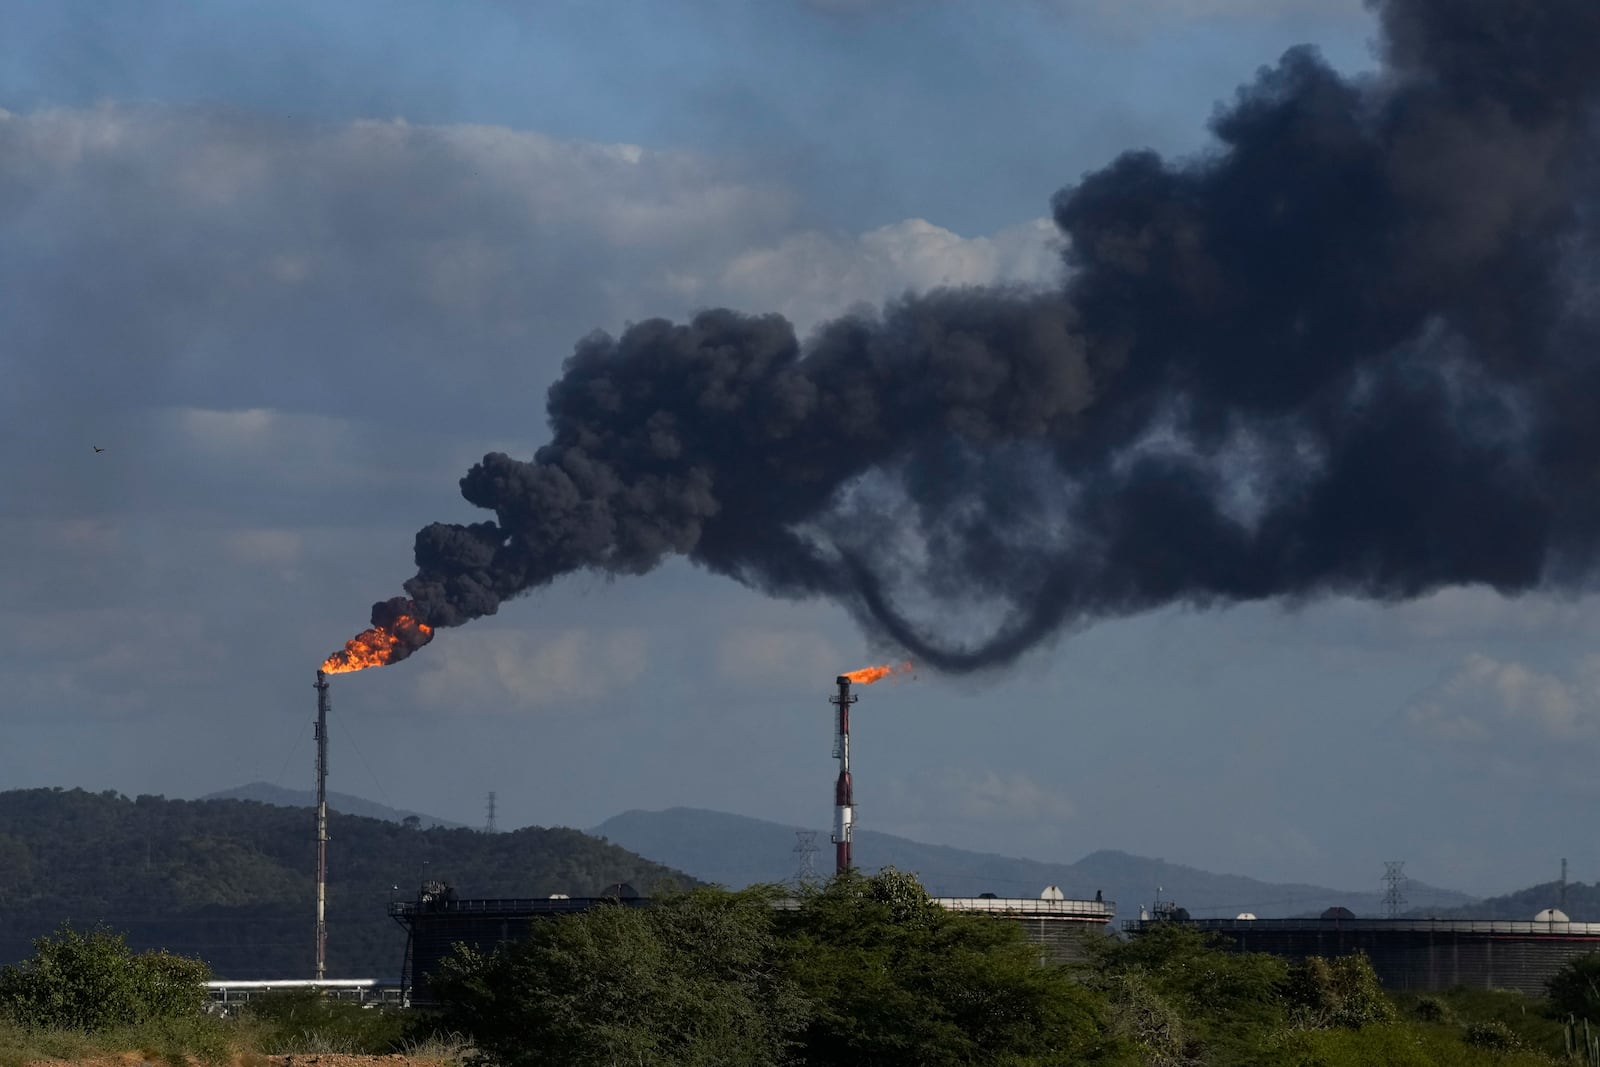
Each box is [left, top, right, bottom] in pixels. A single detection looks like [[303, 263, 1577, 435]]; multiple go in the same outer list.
[[0, 1002, 472, 1066], [400, 1030, 476, 1062], [1391, 987, 1571, 1062], [0, 1013, 236, 1066]]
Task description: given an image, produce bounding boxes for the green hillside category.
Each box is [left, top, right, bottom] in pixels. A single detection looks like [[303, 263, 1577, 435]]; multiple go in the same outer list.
[[1407, 879, 1596, 921], [0, 787, 693, 980]]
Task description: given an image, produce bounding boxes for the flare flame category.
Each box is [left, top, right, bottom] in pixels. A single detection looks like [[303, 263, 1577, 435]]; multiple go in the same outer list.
[[841, 661, 913, 685], [320, 611, 434, 675]]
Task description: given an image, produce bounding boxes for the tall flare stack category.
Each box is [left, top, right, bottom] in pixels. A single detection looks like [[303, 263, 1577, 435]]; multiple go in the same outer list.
[[313, 669, 330, 981], [830, 675, 856, 875]]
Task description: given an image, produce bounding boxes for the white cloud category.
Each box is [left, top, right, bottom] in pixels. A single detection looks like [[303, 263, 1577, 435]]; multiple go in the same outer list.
[[1066, 0, 1359, 14], [677, 217, 1062, 336], [1382, 587, 1600, 642], [712, 627, 845, 688], [1406, 653, 1600, 745], [801, 0, 1365, 26], [160, 406, 480, 497], [415, 628, 651, 712], [2, 104, 1063, 439]]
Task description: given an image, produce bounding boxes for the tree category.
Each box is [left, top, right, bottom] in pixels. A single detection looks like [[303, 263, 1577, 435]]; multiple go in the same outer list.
[[1547, 952, 1600, 1021], [1284, 954, 1395, 1030], [781, 868, 1134, 1067], [431, 886, 806, 1067], [0, 923, 210, 1031], [1083, 922, 1288, 1064]]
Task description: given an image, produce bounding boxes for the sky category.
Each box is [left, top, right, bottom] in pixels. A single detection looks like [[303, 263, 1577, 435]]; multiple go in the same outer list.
[[4, 0, 1595, 905]]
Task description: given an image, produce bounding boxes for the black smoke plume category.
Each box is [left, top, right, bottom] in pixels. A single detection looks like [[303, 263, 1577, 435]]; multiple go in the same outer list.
[[374, 0, 1600, 672]]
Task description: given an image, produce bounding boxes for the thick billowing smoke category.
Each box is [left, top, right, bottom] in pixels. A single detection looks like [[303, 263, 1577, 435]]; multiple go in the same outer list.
[[377, 0, 1600, 672]]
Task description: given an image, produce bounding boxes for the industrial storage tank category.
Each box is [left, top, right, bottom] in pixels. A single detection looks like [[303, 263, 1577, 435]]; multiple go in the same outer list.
[[389, 885, 651, 1003], [1127, 910, 1600, 996], [393, 881, 1117, 999], [932, 888, 1116, 964]]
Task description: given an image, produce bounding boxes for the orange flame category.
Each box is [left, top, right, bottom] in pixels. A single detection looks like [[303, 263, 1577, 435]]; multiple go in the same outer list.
[[841, 661, 913, 685], [320, 613, 434, 675]]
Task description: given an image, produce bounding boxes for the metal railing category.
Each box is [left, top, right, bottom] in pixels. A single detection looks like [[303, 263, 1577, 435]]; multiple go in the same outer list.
[[1125, 917, 1600, 936], [934, 896, 1115, 919]]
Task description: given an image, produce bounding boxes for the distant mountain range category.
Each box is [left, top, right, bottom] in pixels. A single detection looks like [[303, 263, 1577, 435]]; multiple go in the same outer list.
[[201, 781, 466, 829], [591, 807, 1478, 921], [186, 787, 1492, 923]]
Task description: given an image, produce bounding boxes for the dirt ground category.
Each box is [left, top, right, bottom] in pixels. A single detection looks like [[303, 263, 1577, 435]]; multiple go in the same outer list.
[[26, 1055, 456, 1067]]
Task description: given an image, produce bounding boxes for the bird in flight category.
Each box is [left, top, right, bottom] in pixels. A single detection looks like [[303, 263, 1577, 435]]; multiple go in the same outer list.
[[92, 446, 105, 453]]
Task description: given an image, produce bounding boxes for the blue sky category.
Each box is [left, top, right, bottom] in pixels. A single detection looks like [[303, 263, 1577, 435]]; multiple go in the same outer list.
[[1, 0, 1377, 234], [5, 0, 1589, 907]]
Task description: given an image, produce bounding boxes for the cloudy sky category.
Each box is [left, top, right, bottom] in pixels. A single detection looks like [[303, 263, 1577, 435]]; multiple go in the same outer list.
[[5, 0, 1591, 905]]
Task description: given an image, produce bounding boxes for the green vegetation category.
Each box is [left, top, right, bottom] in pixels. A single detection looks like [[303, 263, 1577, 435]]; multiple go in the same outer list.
[[0, 924, 234, 1066], [781, 869, 1129, 1067], [1548, 953, 1600, 1021], [0, 925, 466, 1065], [0, 786, 694, 979], [11, 882, 1600, 1065], [431, 871, 1135, 1067], [431, 886, 806, 1067], [0, 924, 210, 1031], [426, 871, 1599, 1067], [238, 987, 413, 1054]]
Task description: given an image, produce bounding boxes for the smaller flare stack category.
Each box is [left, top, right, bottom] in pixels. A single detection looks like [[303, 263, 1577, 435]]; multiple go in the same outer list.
[[830, 676, 856, 874], [313, 669, 330, 981], [830, 662, 910, 875]]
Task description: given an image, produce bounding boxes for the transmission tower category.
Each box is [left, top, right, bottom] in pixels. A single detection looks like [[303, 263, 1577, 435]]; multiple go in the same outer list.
[[1382, 861, 1408, 918], [484, 791, 498, 834], [793, 830, 820, 886]]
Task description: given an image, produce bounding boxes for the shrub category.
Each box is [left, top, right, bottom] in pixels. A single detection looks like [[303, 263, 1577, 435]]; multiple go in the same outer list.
[[0, 924, 209, 1031], [1463, 1019, 1519, 1051], [1285, 954, 1396, 1029], [1548, 953, 1600, 1021], [240, 989, 410, 1055], [1410, 995, 1451, 1024]]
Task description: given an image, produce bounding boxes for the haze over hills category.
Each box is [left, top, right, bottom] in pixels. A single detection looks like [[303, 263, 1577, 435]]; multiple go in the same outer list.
[[592, 807, 1477, 920], [201, 781, 465, 829]]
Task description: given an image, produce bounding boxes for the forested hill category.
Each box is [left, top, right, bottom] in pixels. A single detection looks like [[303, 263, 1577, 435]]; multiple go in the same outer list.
[[200, 781, 464, 829], [0, 787, 694, 980], [1406, 879, 1597, 921]]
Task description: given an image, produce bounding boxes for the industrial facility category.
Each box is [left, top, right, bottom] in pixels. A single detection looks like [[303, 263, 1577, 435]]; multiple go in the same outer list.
[[313, 667, 1600, 1005], [934, 890, 1115, 963], [391, 883, 1115, 1002], [378, 668, 1114, 1001], [1126, 908, 1600, 996], [390, 882, 651, 1002]]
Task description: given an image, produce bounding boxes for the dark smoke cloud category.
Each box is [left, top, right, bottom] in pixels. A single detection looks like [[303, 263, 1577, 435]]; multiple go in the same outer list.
[[375, 0, 1600, 672]]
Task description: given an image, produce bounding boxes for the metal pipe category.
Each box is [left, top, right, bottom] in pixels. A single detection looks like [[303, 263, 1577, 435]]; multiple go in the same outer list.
[[314, 669, 330, 981], [830, 675, 856, 874]]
